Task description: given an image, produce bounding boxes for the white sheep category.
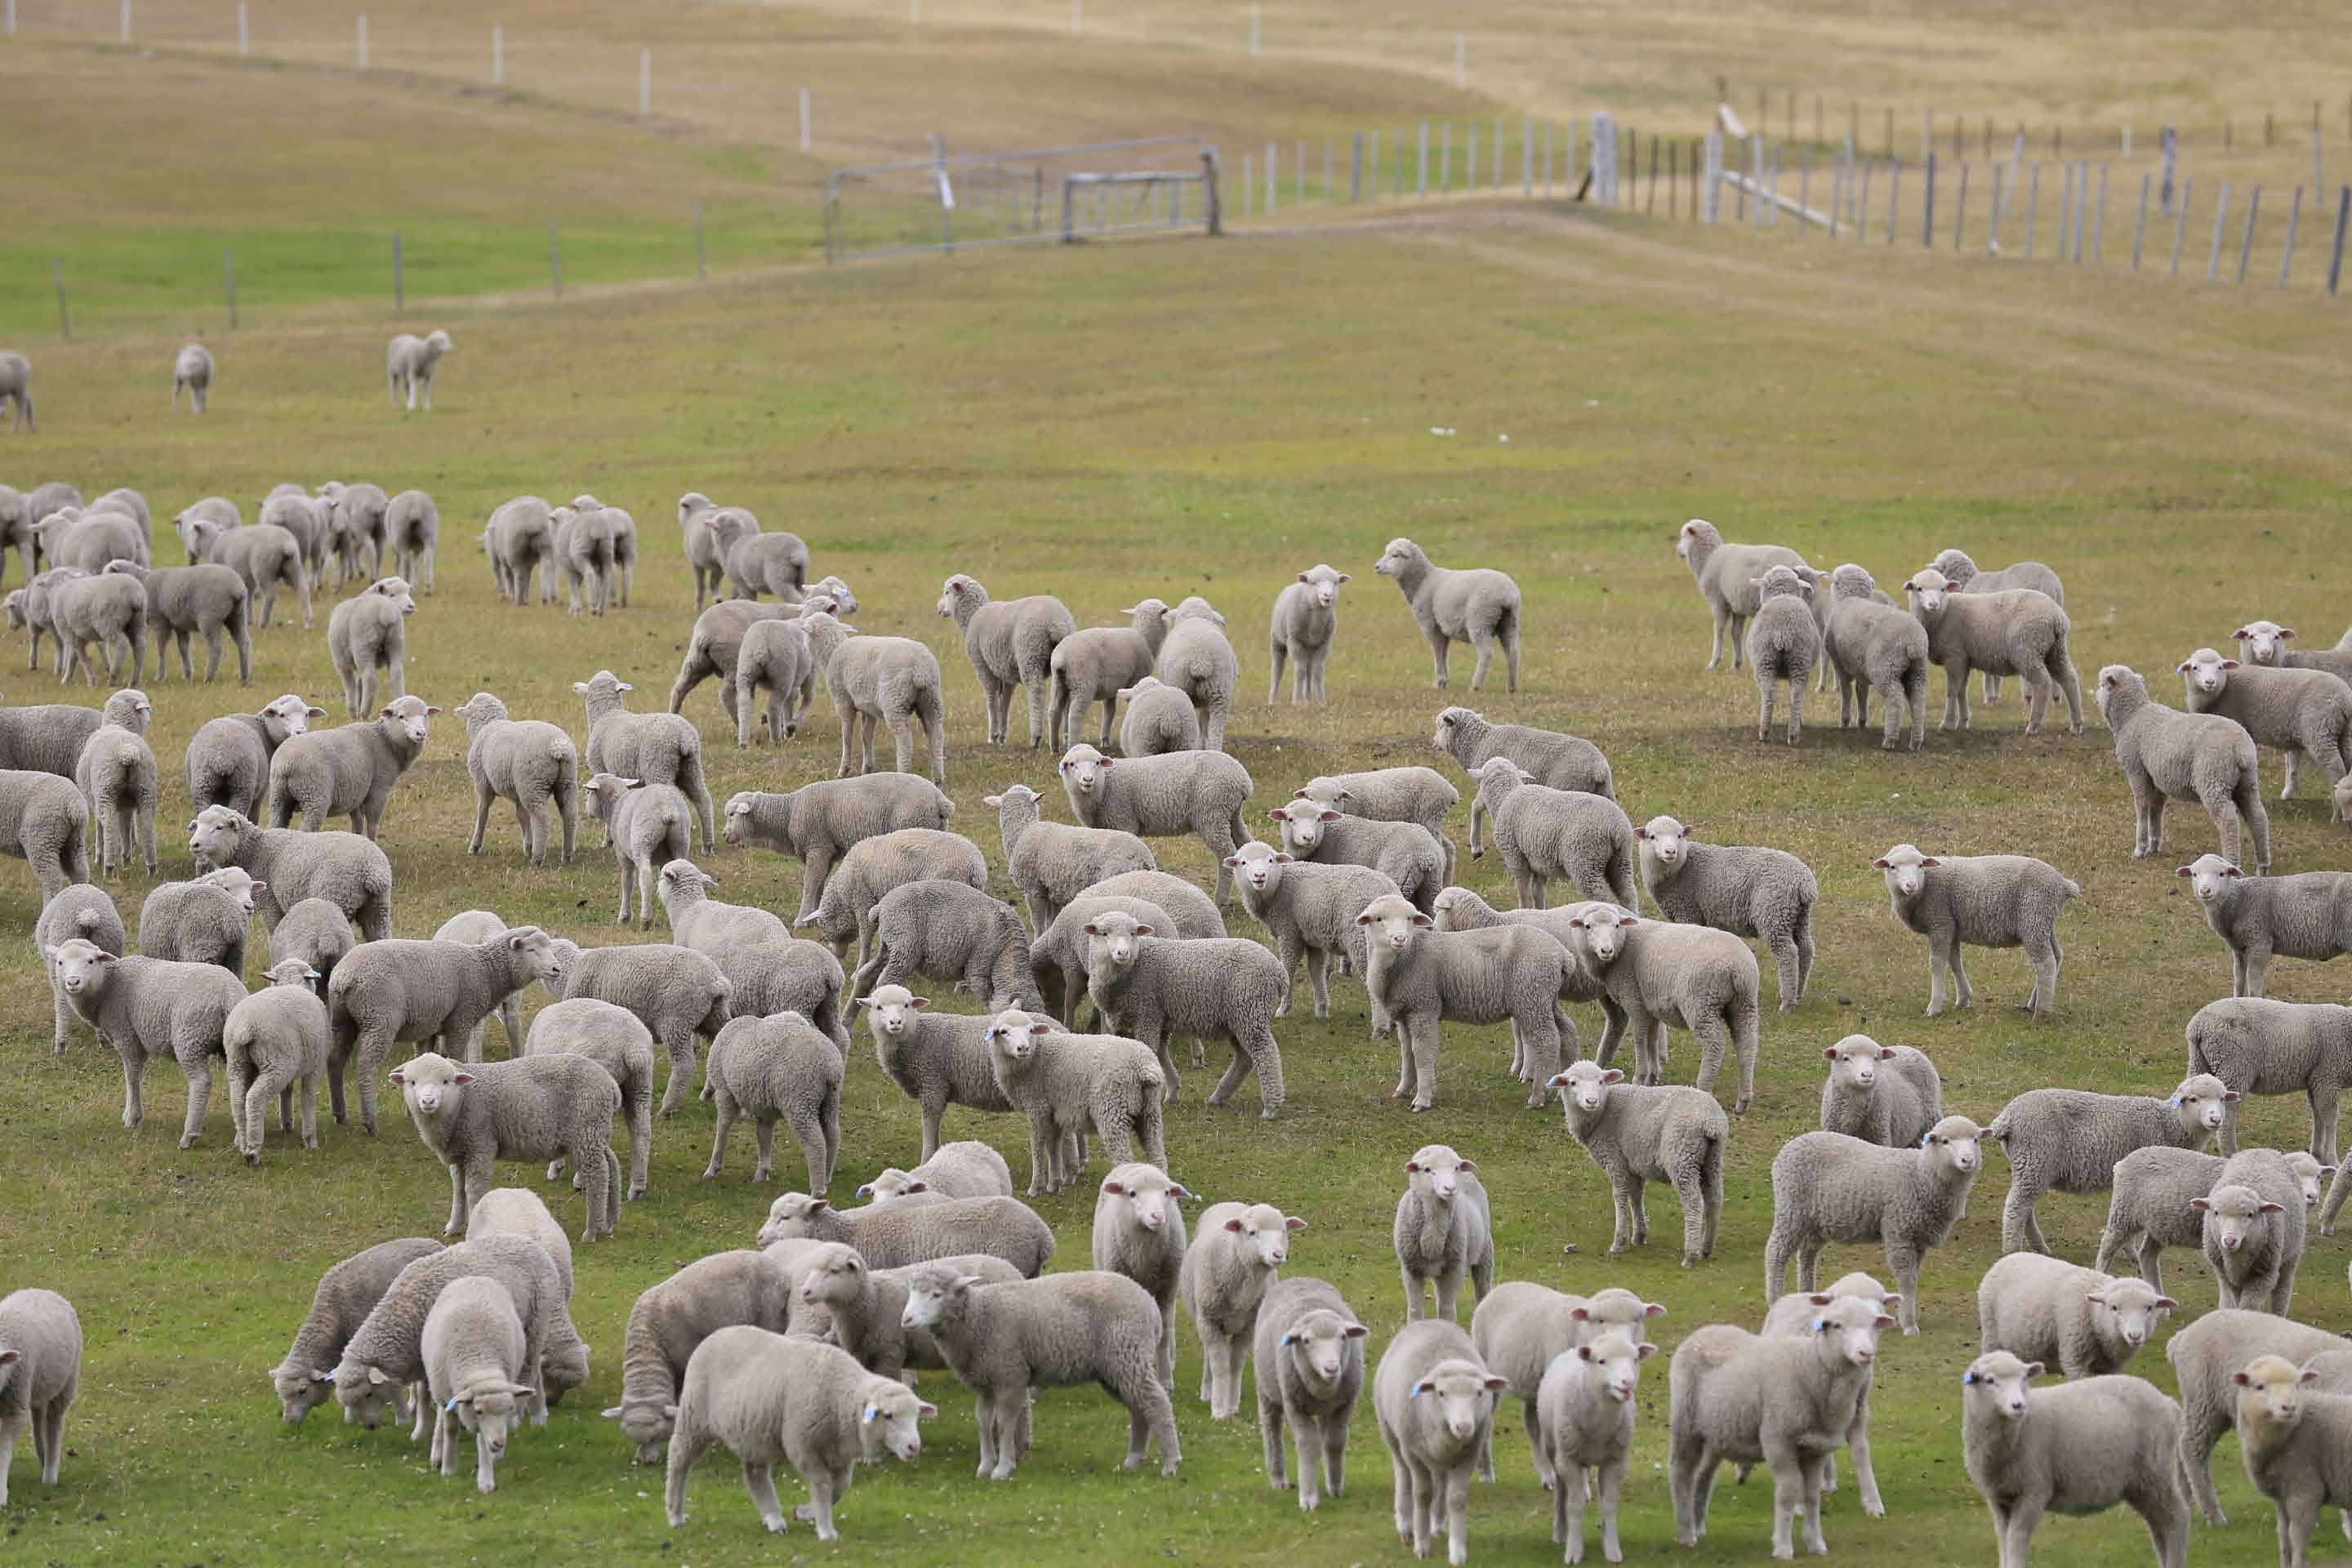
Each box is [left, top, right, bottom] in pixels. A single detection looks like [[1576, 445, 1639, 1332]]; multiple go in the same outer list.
[[223, 959, 329, 1165], [1822, 563, 1930, 748], [324, 577, 413, 717], [1904, 566, 2083, 733], [1430, 705, 1614, 796], [74, 688, 157, 878], [481, 496, 555, 605], [1548, 1060, 1728, 1267], [1253, 1276, 1368, 1512], [325, 924, 562, 1134], [2176, 853, 2352, 999], [0, 766, 91, 897], [393, 1050, 621, 1241], [265, 695, 439, 840], [1539, 1329, 1656, 1565], [573, 670, 715, 850], [858, 984, 1020, 1158], [1047, 599, 1172, 751], [1392, 1143, 1494, 1323], [1744, 564, 1821, 743], [2180, 646, 2352, 816], [1267, 564, 1349, 703], [1564, 903, 1763, 1112], [1225, 840, 1399, 1027], [187, 804, 391, 939], [582, 773, 694, 929], [385, 329, 451, 412], [1116, 674, 1201, 756], [1358, 891, 1573, 1111], [724, 775, 955, 925], [190, 518, 310, 629], [0, 350, 34, 431], [825, 627, 948, 784], [0, 1289, 81, 1507], [1372, 1316, 1508, 1566], [1469, 1280, 1663, 1492], [2195, 1146, 2307, 1314], [2187, 993, 2352, 1160], [269, 1236, 443, 1425], [1375, 537, 1521, 693], [1080, 911, 1286, 1117], [1468, 756, 1636, 910], [420, 1276, 535, 1494], [2098, 663, 2270, 871], [185, 693, 322, 822], [1873, 842, 2079, 1022], [2225, 1352, 2352, 1564], [1269, 795, 1446, 912], [1092, 1163, 1192, 1390], [45, 936, 246, 1147], [756, 1191, 1057, 1277], [32, 882, 123, 1052], [48, 570, 149, 687], [1291, 767, 1458, 875], [700, 1011, 844, 1193], [1818, 1035, 1943, 1147], [1959, 1351, 2189, 1568], [1931, 547, 2066, 702], [1765, 1116, 1991, 1334], [1989, 1073, 2236, 1254], [981, 1009, 1165, 1193], [1636, 813, 1818, 1012], [525, 996, 657, 1200], [1181, 1200, 1306, 1418], [1976, 1253, 2175, 1379], [381, 489, 438, 592], [1674, 518, 1803, 671], [861, 1141, 1015, 1205], [986, 783, 1157, 933], [1058, 742, 1252, 902], [936, 573, 1074, 749], [1153, 595, 1241, 751]]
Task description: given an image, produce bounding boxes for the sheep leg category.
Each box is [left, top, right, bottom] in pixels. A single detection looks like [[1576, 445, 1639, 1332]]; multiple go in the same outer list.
[[784, 1106, 828, 1191], [1020, 1106, 1058, 1196], [860, 713, 881, 773], [737, 1460, 788, 1533], [1607, 1169, 1637, 1254], [702, 1091, 739, 1178], [2023, 936, 2060, 1022], [175, 1049, 216, 1150], [1924, 930, 1954, 1016], [1704, 604, 1728, 670], [1423, 623, 1452, 688], [1303, 947, 1329, 1020], [1267, 642, 1288, 705], [1407, 1017, 1440, 1111]]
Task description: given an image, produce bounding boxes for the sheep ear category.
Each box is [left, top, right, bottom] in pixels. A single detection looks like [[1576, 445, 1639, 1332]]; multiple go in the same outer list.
[[1918, 857, 1941, 868], [2189, 1198, 2212, 1211], [1821, 1047, 1840, 1061], [1577, 1344, 1597, 1362], [2228, 628, 2251, 642], [2155, 1296, 2179, 1310], [1403, 1160, 1421, 1174], [389, 1069, 407, 1085], [1872, 858, 1891, 869], [1355, 913, 1375, 925], [1482, 1376, 1509, 1392], [2175, 866, 2194, 878], [1285, 1216, 1307, 1232], [1132, 924, 1155, 938], [1456, 1159, 1477, 1174], [1878, 1048, 1897, 1060], [1410, 913, 1434, 929], [1273, 853, 1293, 864], [1336, 574, 1351, 584], [2261, 1201, 2288, 1214], [1100, 1179, 1125, 1196], [1223, 1217, 1245, 1232], [2084, 1292, 2107, 1307], [1873, 1315, 1899, 1330], [1297, 572, 1312, 583], [1081, 923, 1102, 936], [983, 795, 1003, 807], [2223, 658, 2239, 670], [1318, 810, 1343, 823], [1267, 808, 1286, 821], [450, 1071, 475, 1086], [806, 1198, 828, 1213], [2282, 629, 2299, 641], [2225, 1091, 2243, 1102], [910, 997, 930, 1010], [365, 1366, 393, 1386]]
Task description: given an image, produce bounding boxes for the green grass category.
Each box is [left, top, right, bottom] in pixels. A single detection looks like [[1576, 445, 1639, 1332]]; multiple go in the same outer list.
[[2, 93, 2351, 1568]]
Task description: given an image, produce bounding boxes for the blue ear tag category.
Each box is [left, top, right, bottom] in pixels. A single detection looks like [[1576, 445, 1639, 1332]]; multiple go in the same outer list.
[[1410, 1385, 1423, 1398], [445, 1397, 461, 1412], [862, 1406, 878, 1423], [1962, 1372, 1976, 1385]]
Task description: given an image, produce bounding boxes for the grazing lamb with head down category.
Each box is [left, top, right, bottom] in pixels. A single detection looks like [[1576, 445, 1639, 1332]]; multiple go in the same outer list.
[[265, 695, 438, 840], [1976, 1252, 2175, 1379], [330, 1235, 573, 1434], [0, 1288, 81, 1508], [385, 329, 450, 411], [1565, 903, 1763, 1112], [1392, 1143, 1494, 1323], [1358, 892, 1573, 1111], [0, 767, 90, 897], [1675, 518, 1804, 671], [1116, 674, 1200, 756], [2180, 646, 2352, 815], [1873, 842, 2078, 1021], [1181, 1200, 1307, 1418], [606, 1250, 798, 1463], [1822, 563, 1930, 747], [1959, 1351, 2189, 1568], [452, 692, 578, 868], [720, 523, 809, 603], [1373, 1316, 1508, 1567], [1765, 1115, 1991, 1334], [730, 616, 816, 746], [419, 1276, 533, 1494], [1818, 1035, 1943, 1147], [667, 599, 794, 724], [1268, 564, 1349, 704], [1376, 537, 1521, 693], [102, 560, 250, 685], [1058, 742, 1252, 902], [2176, 853, 2352, 1000], [1637, 813, 1817, 1011], [1548, 1060, 1727, 1267], [1469, 756, 1637, 910], [1254, 1276, 1368, 1512], [1987, 1074, 2236, 1255], [573, 670, 715, 850], [265, 901, 351, 1000], [936, 573, 1075, 749], [324, 924, 564, 1135], [796, 824, 987, 968], [2098, 663, 2270, 871], [46, 936, 245, 1146], [1904, 566, 2083, 733], [724, 774, 954, 924], [270, 1236, 443, 1425], [1744, 564, 1821, 743], [185, 693, 321, 822], [1430, 704, 1613, 796], [848, 878, 1042, 1013], [1048, 599, 1172, 751]]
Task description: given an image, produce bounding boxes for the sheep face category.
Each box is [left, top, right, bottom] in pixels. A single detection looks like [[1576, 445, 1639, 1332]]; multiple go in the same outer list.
[[1753, 564, 1815, 601], [273, 1363, 334, 1423], [1373, 537, 1423, 577], [572, 670, 633, 703], [505, 926, 562, 990], [1058, 744, 1113, 797], [333, 1361, 403, 1429], [390, 1052, 472, 1118], [982, 1009, 1051, 1064], [933, 574, 981, 618], [1100, 1169, 1186, 1234], [2233, 1354, 2316, 1425], [1298, 564, 1349, 609], [1577, 1331, 1656, 1405], [808, 575, 859, 615], [655, 860, 715, 907], [859, 985, 929, 1038], [2287, 1152, 2334, 1209], [2082, 1280, 2174, 1350], [1223, 1203, 1305, 1269], [1810, 1294, 1893, 1370], [44, 938, 117, 1000], [1873, 843, 1938, 901], [1268, 796, 1343, 853], [1902, 567, 1956, 615], [1822, 1036, 1895, 1094], [1962, 1352, 2038, 1420], [1403, 1143, 1474, 1205], [1636, 814, 1694, 867], [2178, 646, 2238, 698], [366, 577, 417, 616], [1922, 1116, 1989, 1177], [1566, 903, 1639, 964], [201, 866, 262, 915], [1548, 1060, 1621, 1115], [2231, 620, 2296, 666], [1355, 893, 1431, 954], [1673, 519, 1721, 559], [719, 793, 762, 846], [797, 1244, 866, 1311], [188, 804, 249, 867], [1427, 887, 1483, 931], [1411, 1361, 1507, 1442], [2169, 1073, 2238, 1134], [2094, 664, 2149, 725], [1281, 1307, 1369, 1385], [2192, 1183, 2283, 1254], [380, 695, 438, 746], [1080, 914, 1153, 974], [858, 1383, 936, 1463], [1223, 840, 1291, 895], [755, 1192, 826, 1249], [1570, 1290, 1668, 1343], [897, 1269, 979, 1333], [263, 958, 319, 989], [605, 1397, 677, 1465], [860, 1170, 929, 1204], [261, 694, 326, 741]]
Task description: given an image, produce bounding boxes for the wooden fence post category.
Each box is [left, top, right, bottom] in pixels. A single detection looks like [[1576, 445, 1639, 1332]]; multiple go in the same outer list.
[[2132, 172, 2149, 269]]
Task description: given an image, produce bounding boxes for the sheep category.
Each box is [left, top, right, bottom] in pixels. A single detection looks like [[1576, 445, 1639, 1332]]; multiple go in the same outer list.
[[74, 688, 158, 876], [1181, 1200, 1307, 1417], [100, 560, 248, 686], [1976, 1253, 2176, 1379], [700, 1011, 844, 1193], [0, 768, 89, 897], [654, 861, 849, 1045], [933, 574, 1073, 749], [380, 489, 438, 592], [569, 497, 637, 604], [724, 776, 956, 925], [1904, 566, 2084, 733], [0, 487, 25, 587], [1468, 756, 1637, 909], [0, 697, 107, 779], [1548, 1059, 1729, 1267], [1268, 564, 1349, 704], [1058, 742, 1252, 901], [2195, 1147, 2309, 1313], [0, 350, 33, 431], [2093, 669, 2272, 878], [605, 1250, 799, 1463], [1873, 842, 2080, 1022], [34, 509, 145, 574], [1747, 1273, 1894, 1509], [1268, 795, 1445, 912], [721, 525, 809, 603], [1375, 537, 1521, 693], [1742, 564, 1822, 743], [523, 997, 656, 1200], [543, 937, 732, 1118], [258, 492, 329, 583], [1637, 813, 1818, 1011], [0, 1289, 80, 1508], [386, 329, 451, 411], [825, 627, 949, 784], [1931, 547, 2065, 623], [550, 504, 617, 616], [2096, 1145, 2331, 1290], [1155, 595, 1241, 750], [450, 692, 578, 868], [44, 936, 245, 1144], [329, 1234, 569, 1433], [2187, 994, 2352, 1160], [2237, 1353, 2352, 1556], [902, 1263, 1178, 1479], [136, 866, 256, 974], [187, 804, 391, 939], [481, 495, 556, 605], [7, 568, 82, 676], [1764, 1115, 1990, 1334], [324, 925, 564, 1136], [730, 617, 817, 746], [863, 1141, 1016, 1205], [2234, 619, 2352, 686], [22, 482, 76, 529], [416, 1276, 533, 1494], [1469, 1280, 1664, 1492], [849, 879, 1042, 1012], [1540, 1330, 1656, 1565], [33, 882, 123, 1051], [1958, 1351, 2189, 1568], [1093, 1164, 1193, 1389], [1430, 704, 1614, 795], [1356, 892, 1572, 1111], [1049, 600, 1172, 751], [986, 783, 1157, 933], [1392, 1143, 1494, 1323], [581, 773, 694, 929], [323, 577, 412, 717], [1372, 1317, 1508, 1566], [321, 482, 390, 586], [1225, 841, 1399, 1026], [1989, 1074, 2236, 1254], [48, 569, 149, 686], [172, 497, 238, 559], [190, 518, 310, 629], [573, 670, 715, 849], [1082, 911, 1285, 1117], [1085, 869, 1226, 936], [2179, 646, 2352, 815], [267, 898, 353, 1004], [1293, 765, 1458, 870], [269, 1237, 443, 1424], [87, 489, 149, 541], [393, 1050, 620, 1241], [220, 957, 330, 1165], [1116, 674, 1201, 756], [2167, 1308, 2346, 1524], [858, 985, 1020, 1158], [1674, 518, 1804, 671], [1821, 563, 1931, 748], [674, 492, 755, 608], [2177, 854, 2352, 1000], [1254, 1276, 1368, 1512], [1563, 903, 1763, 1112], [412, 913, 511, 1062], [1818, 1036, 1943, 1147], [265, 695, 437, 839], [981, 1009, 1165, 1192], [755, 1192, 1057, 1278], [798, 825, 988, 967], [185, 694, 321, 822]]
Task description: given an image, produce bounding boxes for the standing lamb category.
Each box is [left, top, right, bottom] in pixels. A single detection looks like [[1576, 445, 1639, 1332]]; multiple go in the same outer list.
[[1959, 1352, 2189, 1568], [1093, 1164, 1192, 1390], [1637, 813, 1818, 1010], [1818, 1036, 1944, 1147], [755, 1192, 1057, 1277], [1822, 563, 1931, 748], [224, 958, 330, 1165], [481, 496, 556, 605], [1431, 705, 1614, 795], [1058, 742, 1252, 902], [393, 1050, 621, 1241], [1267, 564, 1348, 704], [1376, 537, 1521, 693], [381, 490, 438, 593], [2098, 663, 2270, 870], [1225, 841, 1398, 1027], [1152, 595, 1241, 751], [721, 774, 955, 925], [573, 670, 715, 849], [2194, 1146, 2309, 1313], [1254, 1276, 1368, 1512], [582, 773, 694, 929], [525, 997, 657, 1200], [731, 615, 816, 746], [1931, 549, 2066, 703], [385, 329, 451, 411], [982, 1009, 1165, 1192], [0, 767, 90, 897], [847, 878, 1041, 1013], [1292, 767, 1458, 873], [1565, 903, 1764, 1111], [44, 936, 246, 1145], [1873, 843, 2079, 1022], [419, 1275, 534, 1494], [1269, 795, 1446, 911], [325, 925, 564, 1135], [797, 824, 989, 968], [1764, 1115, 1992, 1334], [1116, 675, 1200, 757], [2187, 993, 2352, 1160], [1392, 1143, 1495, 1323], [2176, 853, 2352, 999], [2180, 646, 2352, 814], [1469, 1281, 1664, 1492], [1989, 1074, 2236, 1254], [700, 1011, 844, 1193], [655, 859, 850, 1044], [825, 626, 949, 784], [935, 573, 1074, 749], [1539, 1329, 1656, 1566], [1904, 566, 2084, 733], [74, 687, 158, 877], [675, 492, 755, 611], [185, 693, 321, 822], [1181, 1200, 1307, 1419], [0, 350, 33, 431], [0, 696, 111, 778], [1674, 518, 1804, 671], [101, 560, 249, 685], [1548, 1060, 1728, 1267], [32, 881, 123, 1051], [48, 568, 149, 686], [545, 937, 732, 1119], [986, 783, 1157, 933], [1744, 564, 1821, 743], [1372, 1317, 1508, 1567], [324, 577, 413, 716], [187, 805, 391, 939], [452, 692, 578, 868], [328, 1235, 572, 1432], [1976, 1252, 2176, 1379], [424, 910, 525, 1062], [2096, 1146, 2330, 1290], [136, 866, 258, 975], [1080, 912, 1285, 1117], [1048, 599, 1173, 751], [1468, 756, 1637, 909], [721, 523, 809, 602], [189, 517, 310, 629], [265, 695, 438, 840], [2167, 1307, 2348, 1524], [550, 505, 617, 616], [858, 986, 1020, 1159], [1357, 892, 1573, 1111], [0, 1289, 80, 1508]]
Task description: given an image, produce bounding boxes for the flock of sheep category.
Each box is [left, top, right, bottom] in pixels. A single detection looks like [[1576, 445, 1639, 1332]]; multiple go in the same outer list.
[[7, 436, 2352, 1567]]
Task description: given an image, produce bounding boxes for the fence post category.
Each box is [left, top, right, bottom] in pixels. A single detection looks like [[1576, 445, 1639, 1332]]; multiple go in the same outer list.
[[1070, 0, 1079, 34], [549, 219, 562, 296], [2282, 186, 2302, 283], [1886, 159, 1900, 245], [393, 234, 402, 310], [119, 0, 127, 42], [52, 259, 68, 340], [639, 50, 650, 115], [1350, 133, 1362, 202], [1418, 122, 1429, 197], [223, 247, 237, 328], [800, 88, 811, 154], [1454, 32, 1463, 89], [1495, 117, 1506, 192], [2236, 186, 2261, 281], [1646, 134, 1658, 214], [1202, 149, 1222, 234], [1922, 151, 1936, 246], [1297, 139, 1306, 204], [2132, 172, 2149, 268], [694, 202, 706, 279], [2328, 186, 2350, 295], [2075, 162, 2092, 261], [2057, 161, 2073, 255], [1859, 157, 1874, 240], [1467, 124, 1477, 191], [1524, 116, 1534, 198], [2317, 107, 2327, 202], [7, 0, 16, 37], [1954, 161, 1969, 250], [2170, 176, 2193, 274], [2207, 182, 2230, 279], [1802, 147, 1815, 234], [492, 24, 502, 83], [1249, 4, 1258, 56], [1703, 130, 1722, 221], [2092, 164, 2108, 262], [1241, 152, 1252, 216], [2025, 163, 2039, 256], [2160, 126, 2177, 212]]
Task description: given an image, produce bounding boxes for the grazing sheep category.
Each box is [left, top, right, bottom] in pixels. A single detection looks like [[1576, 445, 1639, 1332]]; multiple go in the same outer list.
[[858, 985, 1020, 1158], [798, 825, 988, 968], [393, 1050, 620, 1241], [826, 628, 948, 784], [1155, 595, 1241, 751], [1637, 814, 1818, 1011], [732, 616, 815, 746], [1565, 903, 1764, 1112], [550, 504, 617, 616], [0, 1289, 80, 1508], [102, 561, 249, 685], [606, 1250, 798, 1463], [1764, 1115, 1990, 1334], [136, 866, 256, 974], [1470, 1282, 1664, 1492], [187, 805, 391, 938], [935, 573, 1074, 749], [32, 882, 123, 1051], [0, 488, 26, 587], [1744, 564, 1821, 743], [1093, 1164, 1193, 1389], [2180, 646, 2352, 815], [2195, 1147, 2308, 1313], [45, 936, 245, 1145], [265, 695, 437, 840], [325, 925, 564, 1135], [1468, 756, 1636, 909], [1430, 704, 1614, 795], [524, 997, 656, 1200], [2177, 853, 2352, 1000], [724, 777, 956, 926], [224, 958, 330, 1165], [1357, 892, 1572, 1111], [1989, 1075, 2236, 1254], [0, 768, 89, 897], [544, 937, 731, 1119], [1976, 1253, 2175, 1379], [381, 490, 438, 593], [451, 692, 578, 868], [848, 879, 1042, 1013], [266, 898, 354, 1003], [1873, 842, 2079, 1021], [2187, 994, 2352, 1160], [8, 568, 86, 677], [2167, 1308, 2345, 1525], [87, 489, 148, 544], [2097, 664, 2270, 872], [35, 509, 145, 574], [1541, 1329, 1656, 1565], [1225, 841, 1398, 1026], [1821, 563, 1930, 748], [863, 1142, 1016, 1205], [190, 518, 310, 629], [1372, 1317, 1508, 1567], [330, 1235, 572, 1433], [186, 694, 321, 822], [1674, 518, 1804, 672], [1254, 1276, 1368, 1512], [1082, 911, 1285, 1117], [721, 524, 809, 602], [1181, 1200, 1306, 1418], [758, 1192, 1057, 1278], [0, 350, 33, 431], [1392, 1144, 1494, 1323], [1058, 742, 1252, 902], [74, 689, 158, 877], [1116, 674, 1201, 757], [1376, 537, 1521, 693], [481, 496, 555, 605], [1818, 1036, 1943, 1147], [0, 697, 107, 779], [656, 859, 849, 1045], [270, 1237, 443, 1424], [1268, 564, 1349, 704], [48, 569, 149, 686], [1049, 600, 1172, 751], [386, 329, 450, 411], [22, 482, 76, 532], [700, 1011, 844, 1192], [982, 1009, 1165, 1193], [582, 773, 694, 929], [573, 670, 715, 850], [1905, 567, 2084, 733], [987, 783, 1157, 934], [324, 577, 413, 715], [1548, 1060, 1728, 1267], [1268, 795, 1445, 911], [1959, 1352, 2189, 1568], [418, 1276, 533, 1494]]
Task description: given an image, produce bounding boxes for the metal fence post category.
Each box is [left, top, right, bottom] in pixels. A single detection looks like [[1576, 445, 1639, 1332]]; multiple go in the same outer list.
[[2025, 163, 2039, 257], [1954, 161, 1969, 250], [224, 247, 237, 328], [2132, 173, 2149, 269], [2207, 182, 2230, 279], [1350, 133, 1362, 202], [2282, 186, 2303, 283], [2092, 164, 2108, 262], [2237, 187, 2261, 282], [2171, 177, 2193, 274], [2328, 185, 2350, 295], [1441, 122, 1452, 194], [1922, 152, 1936, 246], [1887, 160, 1901, 245], [549, 219, 561, 296]]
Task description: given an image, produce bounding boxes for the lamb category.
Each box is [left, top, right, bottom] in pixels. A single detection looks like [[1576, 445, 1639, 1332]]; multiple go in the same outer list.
[[1976, 1253, 2176, 1379], [606, 1250, 799, 1463], [2096, 665, 2271, 875], [380, 489, 438, 592], [724, 776, 956, 925], [573, 670, 715, 849], [22, 482, 76, 531], [187, 804, 391, 939], [935, 573, 1074, 749], [1375, 537, 1521, 693], [34, 508, 145, 573], [1818, 1035, 1944, 1147], [1821, 563, 1931, 748], [1470, 1280, 1664, 1491], [582, 773, 694, 928], [1873, 842, 2080, 1022], [1548, 1060, 1728, 1267], [2096, 1146, 2330, 1290], [258, 492, 329, 583], [799, 825, 989, 967], [1392, 1143, 1495, 1323], [0, 767, 89, 896], [1092, 1164, 1193, 1389], [323, 576, 412, 715], [1539, 1330, 1656, 1565], [1292, 766, 1459, 873], [1058, 742, 1252, 901], [190, 518, 310, 629], [1372, 1317, 1508, 1566], [1254, 1276, 1369, 1512], [574, 498, 638, 604], [33, 882, 123, 1050], [863, 1141, 1016, 1205], [1931, 556, 2065, 700], [101, 560, 248, 684], [755, 1192, 1057, 1277], [722, 525, 810, 602], [1989, 1074, 2237, 1254], [1268, 796, 1446, 911], [1155, 595, 1241, 750], [385, 329, 451, 410], [2167, 1307, 2348, 1524], [655, 861, 849, 1043], [421, 918, 519, 1059], [523, 997, 657, 1200], [848, 879, 1042, 1012], [663, 1327, 932, 1540], [2195, 1146, 2309, 1313], [732, 616, 816, 746], [550, 504, 617, 615], [1763, 1115, 1992, 1334], [7, 568, 82, 676], [324, 924, 564, 1135], [1430, 704, 1615, 795], [394, 1050, 621, 1241], [321, 482, 390, 586], [2234, 618, 2352, 687], [417, 1276, 534, 1494], [858, 985, 1020, 1157], [2233, 1353, 2352, 1566], [1674, 518, 1805, 671], [1564, 903, 1764, 1112], [481, 495, 555, 605], [2177, 853, 2352, 999], [172, 497, 238, 559], [982, 1009, 1165, 1192], [903, 1264, 1178, 1479], [2187, 994, 2352, 1160], [185, 694, 321, 821], [544, 937, 733, 1118], [2180, 646, 2352, 814], [0, 350, 33, 431], [136, 866, 256, 973], [1267, 564, 1349, 704], [1225, 840, 1399, 1026], [824, 626, 949, 783], [329, 1234, 567, 1432], [1637, 813, 1819, 1011], [0, 487, 26, 588], [74, 688, 158, 876], [0, 1289, 80, 1508], [1959, 1352, 2189, 1568], [1666, 1294, 1895, 1557], [450, 691, 578, 868], [48, 569, 149, 686], [787, 1241, 1031, 1392], [222, 958, 330, 1165], [986, 783, 1157, 933], [1905, 566, 2084, 733], [265, 695, 437, 839], [1116, 674, 1201, 756], [1048, 600, 1171, 751], [1748, 1272, 1895, 1509], [1083, 911, 1286, 1116], [1468, 756, 1637, 909], [0, 697, 108, 779], [270, 1237, 443, 1424], [1357, 892, 1572, 1111], [267, 898, 353, 1002], [700, 1011, 844, 1193], [1181, 1200, 1307, 1417], [43, 937, 246, 1145], [1743, 563, 1821, 743], [1085, 869, 1226, 936]]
